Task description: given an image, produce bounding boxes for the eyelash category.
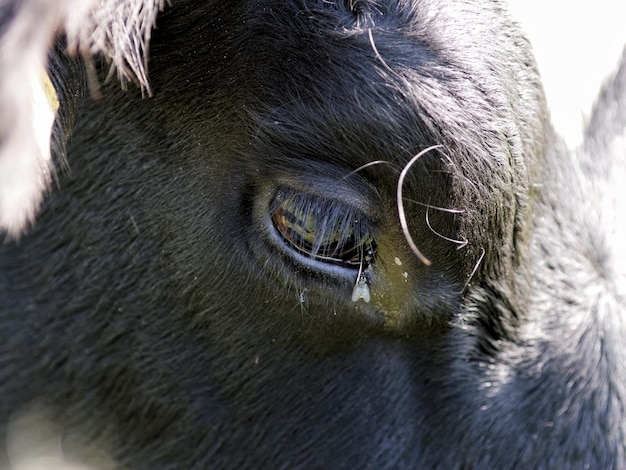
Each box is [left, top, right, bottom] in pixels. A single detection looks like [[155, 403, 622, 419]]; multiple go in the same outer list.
[[270, 187, 376, 269]]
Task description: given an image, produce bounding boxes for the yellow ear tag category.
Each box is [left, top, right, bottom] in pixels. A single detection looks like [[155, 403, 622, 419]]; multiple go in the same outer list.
[[40, 69, 59, 114], [31, 67, 59, 168]]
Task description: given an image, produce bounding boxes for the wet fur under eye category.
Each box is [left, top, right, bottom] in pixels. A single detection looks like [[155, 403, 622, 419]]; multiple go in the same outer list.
[[270, 187, 376, 268]]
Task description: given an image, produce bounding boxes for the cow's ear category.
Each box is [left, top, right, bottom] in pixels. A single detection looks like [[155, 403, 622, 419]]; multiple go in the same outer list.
[[0, 1, 72, 237], [0, 0, 162, 237]]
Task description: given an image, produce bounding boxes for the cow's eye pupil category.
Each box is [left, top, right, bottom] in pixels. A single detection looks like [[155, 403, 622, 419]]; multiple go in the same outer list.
[[270, 189, 375, 267]]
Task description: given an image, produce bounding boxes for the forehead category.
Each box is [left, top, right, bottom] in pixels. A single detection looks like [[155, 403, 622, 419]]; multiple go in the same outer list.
[[233, 4, 450, 169], [150, 0, 541, 201]]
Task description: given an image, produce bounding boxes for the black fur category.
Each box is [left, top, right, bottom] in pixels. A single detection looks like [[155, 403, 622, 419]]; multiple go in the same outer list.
[[1, 0, 625, 468]]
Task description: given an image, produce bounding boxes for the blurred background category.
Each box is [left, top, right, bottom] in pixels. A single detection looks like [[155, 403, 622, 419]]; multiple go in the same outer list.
[[509, 0, 626, 148]]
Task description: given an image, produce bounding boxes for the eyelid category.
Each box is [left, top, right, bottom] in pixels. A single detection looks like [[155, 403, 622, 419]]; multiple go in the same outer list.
[[271, 170, 383, 222]]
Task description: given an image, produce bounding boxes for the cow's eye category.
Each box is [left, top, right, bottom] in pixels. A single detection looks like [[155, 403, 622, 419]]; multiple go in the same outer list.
[[270, 188, 376, 268]]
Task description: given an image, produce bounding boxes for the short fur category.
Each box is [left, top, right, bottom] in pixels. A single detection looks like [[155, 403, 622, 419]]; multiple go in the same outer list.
[[0, 0, 624, 468]]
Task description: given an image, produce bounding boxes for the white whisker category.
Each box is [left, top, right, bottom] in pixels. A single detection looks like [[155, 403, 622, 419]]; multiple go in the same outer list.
[[406, 199, 465, 214], [425, 208, 469, 248], [343, 160, 391, 179], [397, 145, 443, 266], [463, 247, 486, 291], [368, 29, 399, 77]]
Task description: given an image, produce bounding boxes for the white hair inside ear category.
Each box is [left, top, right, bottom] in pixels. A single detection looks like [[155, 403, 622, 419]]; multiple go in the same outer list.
[[0, 0, 65, 237], [0, 65, 58, 238]]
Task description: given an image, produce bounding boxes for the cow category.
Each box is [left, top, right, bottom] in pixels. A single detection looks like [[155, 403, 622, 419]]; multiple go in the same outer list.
[[0, 0, 624, 468]]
